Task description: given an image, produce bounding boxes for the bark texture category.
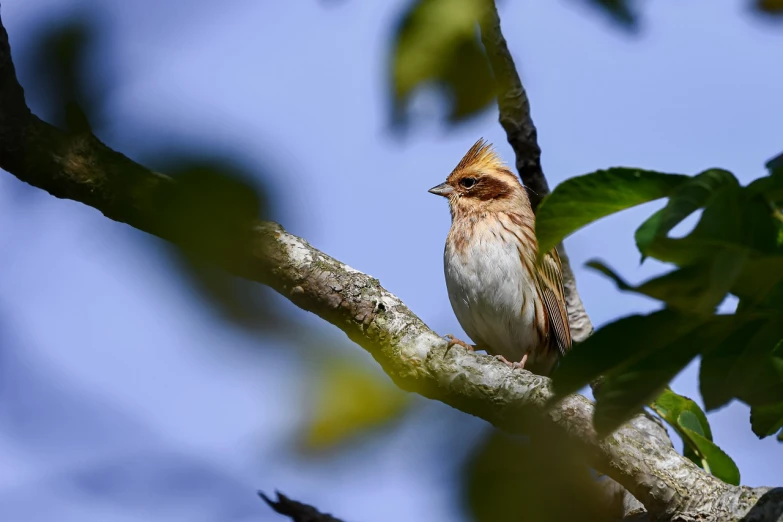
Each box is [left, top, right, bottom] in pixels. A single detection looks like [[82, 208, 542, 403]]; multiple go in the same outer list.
[[0, 7, 780, 522]]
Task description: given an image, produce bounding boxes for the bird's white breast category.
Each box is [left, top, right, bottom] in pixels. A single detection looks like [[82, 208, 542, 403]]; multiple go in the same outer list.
[[444, 218, 540, 362]]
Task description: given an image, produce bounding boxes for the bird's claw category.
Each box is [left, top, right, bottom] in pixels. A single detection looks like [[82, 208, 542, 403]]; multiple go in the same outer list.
[[494, 354, 514, 368], [495, 353, 529, 370], [444, 334, 474, 354]]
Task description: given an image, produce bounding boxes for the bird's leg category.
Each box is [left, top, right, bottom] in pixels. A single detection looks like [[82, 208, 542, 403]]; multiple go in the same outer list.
[[444, 334, 474, 354]]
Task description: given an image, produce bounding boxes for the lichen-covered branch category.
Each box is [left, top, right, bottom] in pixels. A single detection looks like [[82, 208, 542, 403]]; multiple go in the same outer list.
[[478, 0, 593, 343], [0, 9, 779, 522]]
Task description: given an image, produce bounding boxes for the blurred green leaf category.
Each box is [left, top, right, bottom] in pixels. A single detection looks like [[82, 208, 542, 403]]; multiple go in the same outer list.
[[301, 358, 409, 453], [750, 401, 783, 439], [535, 168, 688, 257], [391, 0, 495, 125], [635, 169, 739, 259], [465, 427, 617, 522], [154, 158, 278, 330], [584, 0, 637, 28], [755, 0, 783, 16], [27, 13, 110, 133], [680, 425, 740, 485]]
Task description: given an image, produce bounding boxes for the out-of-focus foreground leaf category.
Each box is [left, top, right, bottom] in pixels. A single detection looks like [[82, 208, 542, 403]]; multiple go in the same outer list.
[[464, 424, 617, 522], [755, 0, 783, 16], [583, 0, 637, 28], [578, 1, 783, 29], [26, 12, 110, 133], [651, 388, 741, 485], [390, 0, 495, 126], [535, 168, 688, 257], [300, 357, 410, 453], [154, 157, 282, 331]]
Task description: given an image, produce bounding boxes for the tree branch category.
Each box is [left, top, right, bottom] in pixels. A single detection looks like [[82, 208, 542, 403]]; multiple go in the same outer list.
[[478, 1, 593, 343], [0, 9, 778, 522], [259, 491, 344, 522]]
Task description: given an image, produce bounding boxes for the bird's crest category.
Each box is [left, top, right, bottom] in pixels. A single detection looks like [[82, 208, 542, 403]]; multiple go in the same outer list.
[[451, 138, 508, 176]]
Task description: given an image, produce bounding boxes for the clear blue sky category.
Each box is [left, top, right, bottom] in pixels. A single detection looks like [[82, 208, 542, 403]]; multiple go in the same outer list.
[[1, 1, 782, 521]]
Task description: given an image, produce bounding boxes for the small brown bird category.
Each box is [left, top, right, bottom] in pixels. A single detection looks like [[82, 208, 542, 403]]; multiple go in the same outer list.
[[428, 138, 571, 376]]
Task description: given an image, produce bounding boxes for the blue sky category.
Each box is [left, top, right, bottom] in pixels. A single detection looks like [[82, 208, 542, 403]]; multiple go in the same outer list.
[[1, 1, 782, 521]]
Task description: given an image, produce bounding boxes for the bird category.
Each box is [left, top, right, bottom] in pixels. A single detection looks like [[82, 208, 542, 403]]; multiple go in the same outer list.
[[428, 138, 571, 376]]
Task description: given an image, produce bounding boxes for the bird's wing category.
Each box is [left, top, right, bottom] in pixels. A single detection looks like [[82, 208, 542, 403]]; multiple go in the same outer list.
[[535, 248, 572, 357]]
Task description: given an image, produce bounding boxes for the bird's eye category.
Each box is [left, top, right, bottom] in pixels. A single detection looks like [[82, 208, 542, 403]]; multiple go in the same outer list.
[[460, 177, 477, 189]]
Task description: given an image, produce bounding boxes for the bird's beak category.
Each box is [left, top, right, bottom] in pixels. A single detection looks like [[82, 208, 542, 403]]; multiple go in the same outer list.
[[428, 182, 453, 197]]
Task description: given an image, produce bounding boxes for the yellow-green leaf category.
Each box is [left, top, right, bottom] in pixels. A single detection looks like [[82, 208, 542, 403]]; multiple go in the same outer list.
[[301, 358, 410, 452], [390, 0, 495, 125]]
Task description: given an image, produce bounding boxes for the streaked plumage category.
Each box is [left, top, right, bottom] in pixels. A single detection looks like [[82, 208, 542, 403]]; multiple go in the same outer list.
[[429, 138, 571, 375]]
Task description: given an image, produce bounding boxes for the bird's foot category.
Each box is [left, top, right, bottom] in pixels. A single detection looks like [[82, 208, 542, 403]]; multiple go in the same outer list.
[[444, 334, 474, 354], [513, 352, 529, 370], [495, 352, 529, 370], [494, 354, 514, 368]]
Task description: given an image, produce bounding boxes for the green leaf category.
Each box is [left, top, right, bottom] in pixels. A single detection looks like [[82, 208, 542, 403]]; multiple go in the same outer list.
[[730, 257, 783, 310], [679, 426, 741, 485], [391, 0, 495, 125], [651, 388, 712, 440], [700, 321, 783, 411], [592, 322, 714, 435], [677, 410, 705, 436], [635, 169, 739, 259], [750, 401, 783, 439], [587, 250, 746, 314], [765, 150, 783, 177], [535, 168, 688, 258], [638, 183, 778, 267], [554, 312, 748, 435], [650, 388, 741, 481], [552, 310, 698, 399]]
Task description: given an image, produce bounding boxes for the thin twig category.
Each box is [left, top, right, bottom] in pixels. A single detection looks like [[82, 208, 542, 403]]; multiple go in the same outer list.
[[478, 1, 593, 342]]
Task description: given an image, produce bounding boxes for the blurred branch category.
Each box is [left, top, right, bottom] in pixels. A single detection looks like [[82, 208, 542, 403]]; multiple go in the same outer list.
[[478, 1, 593, 343], [259, 491, 344, 522], [0, 9, 779, 522]]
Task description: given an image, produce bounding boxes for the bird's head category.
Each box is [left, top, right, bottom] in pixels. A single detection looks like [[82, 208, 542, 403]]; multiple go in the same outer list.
[[428, 138, 529, 219]]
